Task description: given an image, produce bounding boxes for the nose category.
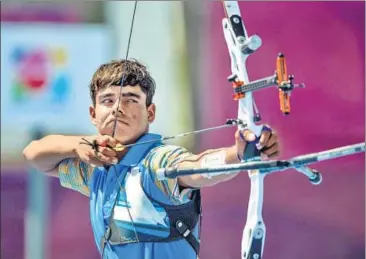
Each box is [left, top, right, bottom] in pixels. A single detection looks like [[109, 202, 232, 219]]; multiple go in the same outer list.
[[112, 101, 125, 116]]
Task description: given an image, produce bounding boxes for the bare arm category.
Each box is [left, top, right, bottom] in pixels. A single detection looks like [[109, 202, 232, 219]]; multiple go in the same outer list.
[[177, 145, 240, 188], [22, 135, 86, 177], [177, 128, 280, 188]]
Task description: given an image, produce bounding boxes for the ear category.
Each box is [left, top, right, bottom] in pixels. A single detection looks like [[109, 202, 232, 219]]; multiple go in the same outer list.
[[89, 105, 98, 126], [147, 103, 156, 124]]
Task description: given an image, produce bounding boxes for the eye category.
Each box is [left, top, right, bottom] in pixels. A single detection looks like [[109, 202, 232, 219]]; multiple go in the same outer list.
[[101, 99, 114, 105], [126, 99, 138, 103]]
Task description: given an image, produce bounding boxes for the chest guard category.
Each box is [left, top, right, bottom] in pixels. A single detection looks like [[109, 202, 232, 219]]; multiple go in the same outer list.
[[105, 165, 201, 254]]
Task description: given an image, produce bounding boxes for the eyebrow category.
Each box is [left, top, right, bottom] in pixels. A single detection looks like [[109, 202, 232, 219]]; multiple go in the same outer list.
[[98, 93, 116, 100], [122, 92, 141, 99], [98, 91, 141, 101]]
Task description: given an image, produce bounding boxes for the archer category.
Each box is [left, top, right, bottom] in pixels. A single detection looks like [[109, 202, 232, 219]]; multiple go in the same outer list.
[[23, 59, 280, 259]]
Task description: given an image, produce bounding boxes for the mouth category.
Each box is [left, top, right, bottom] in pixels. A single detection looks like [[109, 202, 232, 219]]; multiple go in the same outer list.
[[109, 118, 129, 126]]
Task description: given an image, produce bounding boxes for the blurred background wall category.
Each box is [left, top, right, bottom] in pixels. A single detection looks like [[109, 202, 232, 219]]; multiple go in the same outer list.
[[1, 1, 365, 259]]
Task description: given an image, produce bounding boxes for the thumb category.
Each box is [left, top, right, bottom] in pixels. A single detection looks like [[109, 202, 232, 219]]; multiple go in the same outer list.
[[240, 129, 256, 142]]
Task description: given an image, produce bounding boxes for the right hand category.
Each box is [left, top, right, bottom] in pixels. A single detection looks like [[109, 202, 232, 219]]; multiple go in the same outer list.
[[76, 135, 122, 167]]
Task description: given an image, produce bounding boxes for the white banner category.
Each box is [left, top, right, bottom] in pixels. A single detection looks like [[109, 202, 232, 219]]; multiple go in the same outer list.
[[1, 23, 113, 162]]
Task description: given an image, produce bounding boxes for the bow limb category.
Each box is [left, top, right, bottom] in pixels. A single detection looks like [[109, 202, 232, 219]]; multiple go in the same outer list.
[[222, 2, 265, 259]]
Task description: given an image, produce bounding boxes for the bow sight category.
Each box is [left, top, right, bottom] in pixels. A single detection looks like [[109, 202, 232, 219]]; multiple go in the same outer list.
[[228, 53, 305, 116]]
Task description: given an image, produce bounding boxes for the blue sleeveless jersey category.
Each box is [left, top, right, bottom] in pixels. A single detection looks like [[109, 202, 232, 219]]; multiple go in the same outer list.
[[87, 133, 200, 259]]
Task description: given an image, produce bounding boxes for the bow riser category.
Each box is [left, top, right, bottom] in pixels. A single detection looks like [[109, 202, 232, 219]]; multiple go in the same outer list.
[[222, 19, 262, 135], [223, 2, 266, 259]]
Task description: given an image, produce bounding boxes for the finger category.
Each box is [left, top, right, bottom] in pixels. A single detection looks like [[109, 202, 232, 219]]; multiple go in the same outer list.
[[83, 153, 104, 167], [98, 135, 119, 148], [98, 146, 117, 157], [239, 129, 256, 142], [262, 143, 279, 157], [260, 153, 270, 161], [267, 151, 279, 158], [96, 152, 118, 164], [260, 150, 279, 160], [88, 150, 118, 165], [258, 130, 272, 149], [262, 133, 278, 150], [88, 159, 105, 167]]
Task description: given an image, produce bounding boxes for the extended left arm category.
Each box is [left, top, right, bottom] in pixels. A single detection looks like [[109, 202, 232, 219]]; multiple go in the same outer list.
[[177, 128, 279, 188], [177, 145, 240, 188]]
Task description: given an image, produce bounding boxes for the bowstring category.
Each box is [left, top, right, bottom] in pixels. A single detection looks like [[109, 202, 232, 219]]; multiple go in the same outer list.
[[109, 1, 140, 245], [111, 2, 138, 138]]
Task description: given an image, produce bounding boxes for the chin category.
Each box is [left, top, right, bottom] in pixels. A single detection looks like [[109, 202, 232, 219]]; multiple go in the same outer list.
[[102, 125, 147, 145], [115, 133, 141, 145]]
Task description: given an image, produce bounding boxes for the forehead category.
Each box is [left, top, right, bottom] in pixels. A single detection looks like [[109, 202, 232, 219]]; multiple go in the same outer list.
[[97, 84, 145, 96]]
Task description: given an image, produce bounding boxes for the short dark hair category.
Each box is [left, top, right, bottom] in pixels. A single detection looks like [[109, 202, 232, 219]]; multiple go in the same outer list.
[[89, 59, 156, 106]]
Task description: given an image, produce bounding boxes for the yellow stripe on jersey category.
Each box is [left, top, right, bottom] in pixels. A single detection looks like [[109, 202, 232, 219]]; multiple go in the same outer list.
[[57, 144, 194, 203]]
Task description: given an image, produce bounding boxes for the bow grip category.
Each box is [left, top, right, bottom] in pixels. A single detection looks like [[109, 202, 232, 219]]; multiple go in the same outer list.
[[241, 125, 272, 161], [243, 139, 261, 161]]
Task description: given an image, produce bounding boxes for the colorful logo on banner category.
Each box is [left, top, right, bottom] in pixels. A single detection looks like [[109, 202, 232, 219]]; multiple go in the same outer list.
[[10, 46, 71, 105]]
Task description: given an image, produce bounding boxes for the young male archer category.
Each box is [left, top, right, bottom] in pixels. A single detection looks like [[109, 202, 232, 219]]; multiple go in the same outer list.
[[23, 59, 280, 259]]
